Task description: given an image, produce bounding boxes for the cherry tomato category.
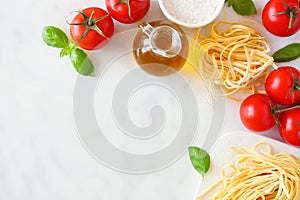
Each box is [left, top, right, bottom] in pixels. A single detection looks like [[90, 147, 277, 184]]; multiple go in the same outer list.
[[262, 0, 300, 37], [240, 94, 276, 132], [278, 107, 300, 146], [106, 0, 150, 24], [69, 7, 114, 50], [265, 66, 300, 106]]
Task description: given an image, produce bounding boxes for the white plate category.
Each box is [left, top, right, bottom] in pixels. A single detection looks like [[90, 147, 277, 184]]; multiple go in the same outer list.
[[193, 131, 300, 200], [74, 23, 226, 174]]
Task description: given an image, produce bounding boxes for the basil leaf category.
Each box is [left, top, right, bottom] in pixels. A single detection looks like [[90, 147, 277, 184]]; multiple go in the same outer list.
[[60, 42, 77, 58], [188, 146, 210, 179], [70, 48, 95, 76], [226, 0, 257, 16], [42, 26, 69, 48], [273, 43, 300, 62], [60, 48, 70, 57], [226, 0, 234, 7]]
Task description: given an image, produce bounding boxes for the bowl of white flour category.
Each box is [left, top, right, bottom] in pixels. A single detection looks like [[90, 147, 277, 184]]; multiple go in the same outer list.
[[158, 0, 224, 28]]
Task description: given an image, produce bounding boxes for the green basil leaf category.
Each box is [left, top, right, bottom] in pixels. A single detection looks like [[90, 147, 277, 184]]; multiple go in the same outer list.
[[273, 43, 300, 62], [227, 0, 234, 7], [70, 48, 95, 76], [227, 0, 257, 16], [188, 146, 210, 179], [60, 42, 77, 58], [60, 48, 70, 57], [42, 26, 69, 48]]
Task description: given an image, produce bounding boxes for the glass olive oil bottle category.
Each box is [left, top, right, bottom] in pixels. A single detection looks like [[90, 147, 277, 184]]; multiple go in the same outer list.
[[133, 20, 189, 76]]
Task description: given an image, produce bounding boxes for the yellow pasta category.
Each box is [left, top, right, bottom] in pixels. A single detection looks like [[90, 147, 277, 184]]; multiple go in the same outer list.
[[195, 20, 277, 100], [197, 142, 300, 200]]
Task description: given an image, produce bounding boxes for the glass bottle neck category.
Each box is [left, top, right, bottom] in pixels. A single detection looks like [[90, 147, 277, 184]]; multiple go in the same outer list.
[[139, 22, 182, 58]]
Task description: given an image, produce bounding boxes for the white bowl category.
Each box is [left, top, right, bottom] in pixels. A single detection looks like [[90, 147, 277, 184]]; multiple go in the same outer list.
[[158, 0, 225, 28]]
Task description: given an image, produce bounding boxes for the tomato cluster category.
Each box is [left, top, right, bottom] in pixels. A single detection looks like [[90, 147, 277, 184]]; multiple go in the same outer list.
[[262, 0, 300, 37], [69, 0, 150, 50], [240, 66, 300, 146]]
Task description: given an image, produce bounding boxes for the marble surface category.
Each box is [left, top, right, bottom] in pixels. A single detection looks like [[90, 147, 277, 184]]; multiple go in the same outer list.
[[1, 0, 299, 199]]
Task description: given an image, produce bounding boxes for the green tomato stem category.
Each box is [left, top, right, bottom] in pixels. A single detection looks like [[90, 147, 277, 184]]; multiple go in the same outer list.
[[113, 0, 145, 21], [88, 11, 95, 26], [275, 0, 300, 29], [289, 11, 293, 29], [293, 76, 300, 90], [275, 105, 300, 113], [68, 10, 110, 43]]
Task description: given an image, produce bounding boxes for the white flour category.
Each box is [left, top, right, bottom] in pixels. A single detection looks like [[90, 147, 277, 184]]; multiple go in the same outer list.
[[162, 0, 220, 24]]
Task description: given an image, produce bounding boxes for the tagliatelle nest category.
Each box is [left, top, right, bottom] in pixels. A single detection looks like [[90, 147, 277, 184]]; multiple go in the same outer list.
[[194, 20, 277, 101], [197, 142, 300, 200]]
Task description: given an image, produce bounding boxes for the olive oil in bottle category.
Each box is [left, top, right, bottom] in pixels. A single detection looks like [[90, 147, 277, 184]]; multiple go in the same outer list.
[[133, 20, 189, 76]]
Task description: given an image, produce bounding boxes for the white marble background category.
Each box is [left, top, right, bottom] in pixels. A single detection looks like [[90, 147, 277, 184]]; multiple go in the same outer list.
[[0, 0, 296, 199]]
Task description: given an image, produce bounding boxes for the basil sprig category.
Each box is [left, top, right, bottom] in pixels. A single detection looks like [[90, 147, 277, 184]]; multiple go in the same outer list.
[[42, 26, 95, 76], [225, 0, 257, 16], [273, 43, 300, 62], [188, 146, 211, 179]]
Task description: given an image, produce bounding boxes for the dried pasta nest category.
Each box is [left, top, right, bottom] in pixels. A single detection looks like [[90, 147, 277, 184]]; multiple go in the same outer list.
[[197, 142, 300, 199], [194, 20, 277, 101]]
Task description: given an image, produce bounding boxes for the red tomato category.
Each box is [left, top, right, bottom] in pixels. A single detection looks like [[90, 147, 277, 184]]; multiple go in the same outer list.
[[69, 7, 114, 50], [265, 66, 300, 106], [262, 0, 300, 37], [106, 0, 150, 24], [240, 94, 277, 132], [278, 108, 300, 146]]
